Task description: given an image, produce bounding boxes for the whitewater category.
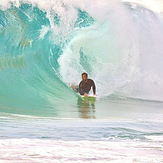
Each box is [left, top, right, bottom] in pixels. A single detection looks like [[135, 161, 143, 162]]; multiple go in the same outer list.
[[0, 0, 163, 162]]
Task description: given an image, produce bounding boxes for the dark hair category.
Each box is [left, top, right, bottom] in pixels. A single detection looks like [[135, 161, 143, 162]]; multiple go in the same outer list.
[[82, 72, 88, 77]]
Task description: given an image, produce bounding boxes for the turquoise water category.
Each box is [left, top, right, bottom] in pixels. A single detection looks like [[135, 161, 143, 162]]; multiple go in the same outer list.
[[0, 0, 163, 162]]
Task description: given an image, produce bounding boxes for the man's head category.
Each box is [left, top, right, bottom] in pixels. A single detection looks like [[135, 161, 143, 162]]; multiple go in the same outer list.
[[82, 72, 88, 82]]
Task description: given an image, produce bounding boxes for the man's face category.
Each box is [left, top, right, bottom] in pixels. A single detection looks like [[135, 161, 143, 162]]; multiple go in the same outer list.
[[82, 74, 87, 82]]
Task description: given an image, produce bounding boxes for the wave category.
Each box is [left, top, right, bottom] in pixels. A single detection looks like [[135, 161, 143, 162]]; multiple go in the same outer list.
[[0, 0, 163, 114]]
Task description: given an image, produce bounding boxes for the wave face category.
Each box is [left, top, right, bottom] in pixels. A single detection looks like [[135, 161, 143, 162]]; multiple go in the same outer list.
[[0, 0, 163, 115]]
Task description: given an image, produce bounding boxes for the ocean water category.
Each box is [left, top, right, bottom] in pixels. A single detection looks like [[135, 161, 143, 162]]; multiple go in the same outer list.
[[0, 0, 163, 162]]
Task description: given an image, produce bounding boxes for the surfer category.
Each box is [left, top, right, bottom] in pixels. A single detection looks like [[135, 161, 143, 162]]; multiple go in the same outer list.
[[72, 73, 96, 96]]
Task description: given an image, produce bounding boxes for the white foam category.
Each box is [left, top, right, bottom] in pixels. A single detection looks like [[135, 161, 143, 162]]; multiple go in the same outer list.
[[0, 139, 162, 163], [122, 0, 163, 13], [145, 135, 163, 142]]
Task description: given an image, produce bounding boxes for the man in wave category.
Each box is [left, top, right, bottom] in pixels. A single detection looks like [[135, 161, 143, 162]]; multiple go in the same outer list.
[[72, 73, 96, 96]]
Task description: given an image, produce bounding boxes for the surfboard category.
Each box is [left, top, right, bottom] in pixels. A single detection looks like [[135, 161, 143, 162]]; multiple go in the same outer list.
[[80, 95, 96, 102]]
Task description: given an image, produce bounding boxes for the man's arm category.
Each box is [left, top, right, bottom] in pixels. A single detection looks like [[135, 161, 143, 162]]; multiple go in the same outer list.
[[92, 80, 96, 95], [79, 81, 84, 95], [79, 81, 82, 89]]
